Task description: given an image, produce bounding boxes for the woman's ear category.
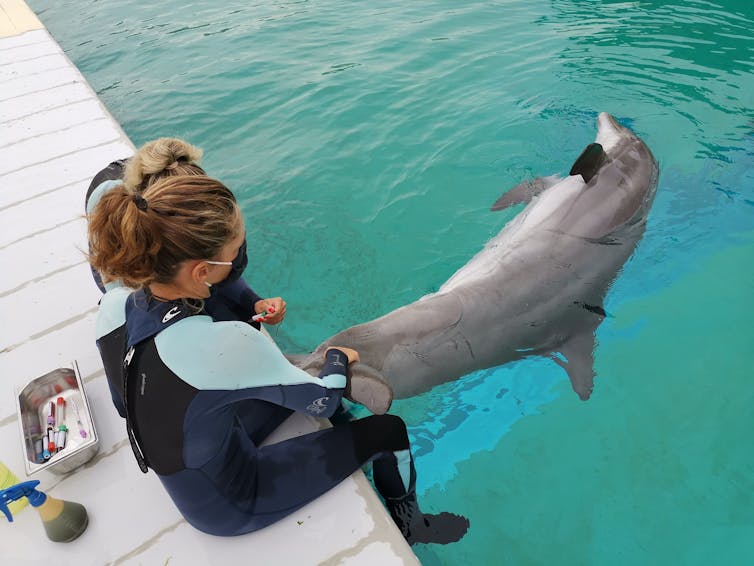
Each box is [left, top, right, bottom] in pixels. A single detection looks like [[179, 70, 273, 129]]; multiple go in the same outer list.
[[190, 260, 210, 286]]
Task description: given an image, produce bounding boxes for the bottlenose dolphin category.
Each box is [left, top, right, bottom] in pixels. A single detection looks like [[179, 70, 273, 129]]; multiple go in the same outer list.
[[295, 113, 659, 402]]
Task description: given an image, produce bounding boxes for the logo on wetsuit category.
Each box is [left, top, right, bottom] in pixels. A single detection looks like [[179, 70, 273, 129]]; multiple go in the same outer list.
[[306, 397, 330, 415], [162, 306, 181, 323]]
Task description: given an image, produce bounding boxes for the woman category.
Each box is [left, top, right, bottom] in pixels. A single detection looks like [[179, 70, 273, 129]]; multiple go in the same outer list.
[[88, 174, 469, 544], [85, 137, 285, 325]]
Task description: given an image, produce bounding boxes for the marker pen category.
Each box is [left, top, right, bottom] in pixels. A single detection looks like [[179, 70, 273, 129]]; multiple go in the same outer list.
[[251, 305, 276, 322], [47, 402, 55, 428], [47, 428, 56, 454], [56, 397, 66, 425], [34, 438, 44, 463], [56, 425, 68, 452]]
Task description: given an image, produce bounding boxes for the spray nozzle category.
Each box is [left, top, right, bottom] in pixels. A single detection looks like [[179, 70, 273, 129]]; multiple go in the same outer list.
[[0, 480, 46, 522]]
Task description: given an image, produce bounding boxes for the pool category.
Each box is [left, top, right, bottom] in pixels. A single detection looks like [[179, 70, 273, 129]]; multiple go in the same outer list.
[[27, 0, 754, 563]]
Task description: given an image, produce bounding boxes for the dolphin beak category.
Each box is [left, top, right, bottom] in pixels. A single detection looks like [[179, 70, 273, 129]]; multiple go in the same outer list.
[[597, 112, 620, 133], [595, 112, 628, 151]]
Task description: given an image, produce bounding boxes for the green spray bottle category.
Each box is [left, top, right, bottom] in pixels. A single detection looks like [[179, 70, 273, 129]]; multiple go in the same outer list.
[[0, 479, 88, 542]]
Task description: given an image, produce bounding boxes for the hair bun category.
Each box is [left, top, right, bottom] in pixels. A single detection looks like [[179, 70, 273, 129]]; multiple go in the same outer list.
[[123, 138, 204, 192]]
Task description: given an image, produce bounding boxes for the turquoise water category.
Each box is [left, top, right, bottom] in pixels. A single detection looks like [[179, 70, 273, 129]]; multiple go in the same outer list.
[[28, 0, 754, 563]]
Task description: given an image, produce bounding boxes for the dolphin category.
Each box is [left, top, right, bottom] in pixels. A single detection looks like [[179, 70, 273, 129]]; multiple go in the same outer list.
[[294, 113, 659, 402]]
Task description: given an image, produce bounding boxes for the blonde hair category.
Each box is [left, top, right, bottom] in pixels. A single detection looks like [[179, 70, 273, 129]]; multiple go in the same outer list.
[[123, 138, 205, 192], [88, 175, 240, 289]]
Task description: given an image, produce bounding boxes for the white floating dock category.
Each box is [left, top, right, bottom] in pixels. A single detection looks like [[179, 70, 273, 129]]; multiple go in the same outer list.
[[0, 1, 418, 563]]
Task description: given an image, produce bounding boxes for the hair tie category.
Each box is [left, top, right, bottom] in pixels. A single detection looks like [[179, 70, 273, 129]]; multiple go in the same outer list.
[[166, 161, 179, 170], [133, 195, 149, 211]]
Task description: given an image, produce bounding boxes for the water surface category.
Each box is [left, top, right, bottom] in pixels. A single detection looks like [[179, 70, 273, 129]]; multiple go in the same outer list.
[[28, 1, 754, 563]]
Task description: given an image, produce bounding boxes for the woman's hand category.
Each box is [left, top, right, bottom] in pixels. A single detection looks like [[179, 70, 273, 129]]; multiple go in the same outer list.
[[326, 346, 360, 365], [254, 297, 286, 325]]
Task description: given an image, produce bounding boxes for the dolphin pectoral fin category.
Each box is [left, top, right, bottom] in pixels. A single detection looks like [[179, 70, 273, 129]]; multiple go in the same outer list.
[[569, 142, 607, 183], [345, 362, 393, 415], [289, 354, 393, 414], [490, 175, 560, 211], [550, 331, 597, 401]]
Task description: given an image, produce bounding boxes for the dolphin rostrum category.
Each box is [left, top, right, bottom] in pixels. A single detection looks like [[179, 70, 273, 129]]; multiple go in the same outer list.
[[295, 113, 659, 402]]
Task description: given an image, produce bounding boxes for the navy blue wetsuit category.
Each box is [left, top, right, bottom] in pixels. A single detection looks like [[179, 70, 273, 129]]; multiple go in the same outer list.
[[96, 288, 415, 535]]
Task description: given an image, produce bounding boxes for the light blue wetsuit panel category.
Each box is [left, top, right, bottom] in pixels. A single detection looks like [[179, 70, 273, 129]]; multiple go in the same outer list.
[[86, 179, 122, 214], [155, 316, 346, 390], [95, 286, 130, 339]]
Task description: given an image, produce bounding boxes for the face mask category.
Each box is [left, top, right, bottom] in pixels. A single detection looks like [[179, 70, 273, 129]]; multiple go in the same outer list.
[[205, 238, 248, 287]]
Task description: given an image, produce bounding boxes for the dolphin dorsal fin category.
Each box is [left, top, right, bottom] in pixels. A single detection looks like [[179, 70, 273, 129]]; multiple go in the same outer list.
[[569, 143, 607, 183]]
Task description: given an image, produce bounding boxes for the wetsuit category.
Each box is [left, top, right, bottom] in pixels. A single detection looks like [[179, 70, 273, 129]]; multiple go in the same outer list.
[[95, 288, 415, 535]]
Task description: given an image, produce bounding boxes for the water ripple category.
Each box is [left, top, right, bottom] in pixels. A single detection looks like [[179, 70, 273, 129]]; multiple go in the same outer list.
[[25, 0, 754, 562]]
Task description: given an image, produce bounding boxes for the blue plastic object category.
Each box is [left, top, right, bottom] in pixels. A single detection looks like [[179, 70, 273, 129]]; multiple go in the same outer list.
[[0, 480, 47, 522]]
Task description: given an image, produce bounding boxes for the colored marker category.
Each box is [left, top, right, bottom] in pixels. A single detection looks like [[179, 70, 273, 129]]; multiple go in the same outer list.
[[56, 425, 68, 452], [251, 305, 275, 322], [47, 429, 56, 454], [34, 438, 44, 463], [56, 397, 66, 425]]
